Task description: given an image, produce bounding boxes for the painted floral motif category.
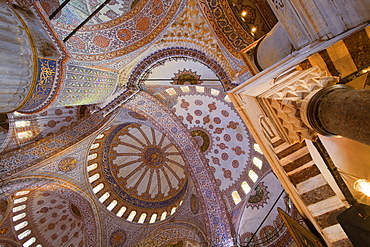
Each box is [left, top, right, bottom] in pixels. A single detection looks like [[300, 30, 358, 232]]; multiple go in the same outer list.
[[186, 113, 193, 124], [217, 143, 228, 150], [213, 117, 221, 124], [222, 168, 232, 180], [180, 99, 190, 110], [232, 146, 245, 155], [208, 102, 217, 112], [232, 160, 239, 168], [227, 121, 239, 129]]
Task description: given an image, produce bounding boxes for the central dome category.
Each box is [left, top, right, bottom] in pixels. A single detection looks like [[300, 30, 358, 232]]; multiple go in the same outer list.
[[86, 123, 188, 223]]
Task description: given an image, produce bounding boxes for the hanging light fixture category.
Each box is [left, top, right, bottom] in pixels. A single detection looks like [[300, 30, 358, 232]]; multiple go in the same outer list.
[[354, 179, 370, 197]]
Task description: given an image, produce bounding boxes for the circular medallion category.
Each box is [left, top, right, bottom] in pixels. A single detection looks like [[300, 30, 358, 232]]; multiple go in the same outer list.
[[58, 157, 77, 172], [117, 29, 132, 42], [136, 17, 150, 31], [143, 146, 164, 167], [93, 35, 110, 48], [109, 229, 126, 247], [190, 128, 211, 153]]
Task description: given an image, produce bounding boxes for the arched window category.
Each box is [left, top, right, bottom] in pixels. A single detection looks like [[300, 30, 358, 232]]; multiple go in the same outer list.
[[96, 134, 104, 139], [99, 192, 110, 203], [18, 229, 31, 240], [165, 88, 176, 96], [160, 211, 167, 221], [93, 183, 104, 194], [15, 121, 30, 128], [17, 131, 33, 139], [23, 237, 36, 247], [249, 170, 258, 182], [170, 207, 177, 215], [253, 157, 263, 169], [211, 89, 219, 96], [15, 191, 30, 196], [107, 200, 118, 211], [14, 221, 28, 231], [87, 163, 98, 172], [116, 206, 127, 217], [12, 205, 26, 213], [90, 143, 100, 149], [138, 213, 147, 224], [180, 86, 190, 92], [196, 86, 204, 93], [232, 191, 241, 205], [127, 211, 136, 222], [14, 197, 27, 204], [149, 213, 157, 223], [253, 143, 263, 154], [12, 213, 26, 222], [89, 173, 100, 183], [241, 181, 251, 194], [87, 153, 97, 161]]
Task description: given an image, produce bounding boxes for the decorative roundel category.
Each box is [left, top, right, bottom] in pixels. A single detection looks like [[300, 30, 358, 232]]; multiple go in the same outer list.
[[194, 110, 202, 116], [172, 69, 201, 85], [190, 127, 212, 154], [246, 182, 270, 209], [58, 157, 77, 172], [86, 123, 187, 223], [109, 229, 126, 247]]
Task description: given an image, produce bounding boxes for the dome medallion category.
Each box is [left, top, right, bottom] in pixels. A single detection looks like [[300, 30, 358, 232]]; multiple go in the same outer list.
[[86, 123, 188, 223]]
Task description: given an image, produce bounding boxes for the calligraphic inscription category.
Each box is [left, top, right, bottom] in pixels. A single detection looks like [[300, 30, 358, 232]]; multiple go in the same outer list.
[[20, 57, 57, 111], [58, 157, 78, 172]]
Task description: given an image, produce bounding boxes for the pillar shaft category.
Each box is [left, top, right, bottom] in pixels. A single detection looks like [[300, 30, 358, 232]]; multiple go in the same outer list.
[[317, 88, 370, 146], [0, 2, 35, 113]]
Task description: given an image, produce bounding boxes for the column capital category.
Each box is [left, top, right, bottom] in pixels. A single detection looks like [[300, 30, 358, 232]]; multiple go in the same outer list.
[[302, 84, 353, 136], [256, 66, 339, 144]]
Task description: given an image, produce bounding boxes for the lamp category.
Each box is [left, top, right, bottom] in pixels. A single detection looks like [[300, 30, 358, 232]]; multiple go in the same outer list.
[[354, 179, 370, 197]]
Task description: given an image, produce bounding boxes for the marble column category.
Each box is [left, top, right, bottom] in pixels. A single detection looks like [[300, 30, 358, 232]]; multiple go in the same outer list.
[[305, 85, 370, 146], [0, 2, 36, 113]]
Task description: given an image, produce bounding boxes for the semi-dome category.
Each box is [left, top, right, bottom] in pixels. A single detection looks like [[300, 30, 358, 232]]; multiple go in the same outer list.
[[86, 123, 187, 224]]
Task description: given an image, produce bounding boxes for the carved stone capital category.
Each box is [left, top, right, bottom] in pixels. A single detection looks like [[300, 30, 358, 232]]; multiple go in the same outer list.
[[256, 66, 339, 144]]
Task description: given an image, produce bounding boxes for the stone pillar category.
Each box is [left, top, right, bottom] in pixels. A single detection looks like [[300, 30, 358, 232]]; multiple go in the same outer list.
[[0, 2, 36, 113], [305, 85, 370, 146], [0, 0, 64, 114], [254, 66, 339, 144]]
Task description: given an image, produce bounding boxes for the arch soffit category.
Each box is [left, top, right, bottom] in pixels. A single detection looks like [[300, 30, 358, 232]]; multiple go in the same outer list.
[[197, 0, 254, 57], [55, 0, 185, 61], [127, 47, 232, 90], [120, 91, 233, 245], [134, 222, 208, 246]]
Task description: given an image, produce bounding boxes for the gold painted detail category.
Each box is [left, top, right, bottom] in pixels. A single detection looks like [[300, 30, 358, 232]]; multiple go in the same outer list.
[[58, 157, 78, 172], [156, 0, 237, 81]]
